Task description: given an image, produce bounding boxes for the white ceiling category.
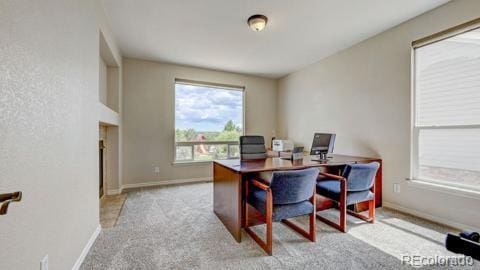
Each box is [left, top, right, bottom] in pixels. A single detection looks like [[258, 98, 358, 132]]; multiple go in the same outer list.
[[101, 0, 450, 78]]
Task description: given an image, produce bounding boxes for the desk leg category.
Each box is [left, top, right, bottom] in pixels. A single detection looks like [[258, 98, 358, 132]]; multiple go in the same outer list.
[[375, 160, 382, 208], [213, 163, 242, 242]]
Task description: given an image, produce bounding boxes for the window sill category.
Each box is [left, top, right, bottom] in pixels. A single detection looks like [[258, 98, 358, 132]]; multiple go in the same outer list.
[[407, 179, 480, 200], [172, 157, 240, 166], [172, 161, 213, 166]]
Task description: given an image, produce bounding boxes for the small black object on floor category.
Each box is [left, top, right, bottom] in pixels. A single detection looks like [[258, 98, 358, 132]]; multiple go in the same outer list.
[[445, 231, 480, 260]]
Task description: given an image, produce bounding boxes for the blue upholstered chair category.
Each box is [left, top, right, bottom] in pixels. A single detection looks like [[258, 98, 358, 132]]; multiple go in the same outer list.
[[316, 162, 380, 232], [240, 136, 267, 160], [244, 168, 319, 255]]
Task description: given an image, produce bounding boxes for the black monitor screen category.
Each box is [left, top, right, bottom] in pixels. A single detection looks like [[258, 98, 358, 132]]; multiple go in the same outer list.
[[310, 133, 336, 155]]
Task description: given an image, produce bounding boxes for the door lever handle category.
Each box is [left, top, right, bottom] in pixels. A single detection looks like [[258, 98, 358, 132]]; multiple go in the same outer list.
[[0, 191, 22, 215]]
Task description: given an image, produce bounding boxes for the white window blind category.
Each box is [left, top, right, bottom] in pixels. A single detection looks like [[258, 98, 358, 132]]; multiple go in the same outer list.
[[413, 26, 480, 190]]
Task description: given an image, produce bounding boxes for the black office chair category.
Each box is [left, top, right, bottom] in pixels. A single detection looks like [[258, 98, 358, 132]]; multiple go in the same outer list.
[[240, 136, 267, 160]]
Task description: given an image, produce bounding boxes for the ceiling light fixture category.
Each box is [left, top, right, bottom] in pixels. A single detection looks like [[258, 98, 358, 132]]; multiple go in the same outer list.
[[248, 14, 268, 32]]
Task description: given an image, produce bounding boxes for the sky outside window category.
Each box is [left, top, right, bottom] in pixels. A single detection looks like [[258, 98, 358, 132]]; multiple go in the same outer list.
[[175, 83, 243, 132]]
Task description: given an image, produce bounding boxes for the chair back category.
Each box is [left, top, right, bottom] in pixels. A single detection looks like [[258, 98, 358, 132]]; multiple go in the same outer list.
[[240, 136, 267, 160], [343, 162, 380, 192], [270, 168, 319, 204]]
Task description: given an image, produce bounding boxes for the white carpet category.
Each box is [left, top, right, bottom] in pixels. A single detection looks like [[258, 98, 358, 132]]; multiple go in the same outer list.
[[81, 182, 479, 269]]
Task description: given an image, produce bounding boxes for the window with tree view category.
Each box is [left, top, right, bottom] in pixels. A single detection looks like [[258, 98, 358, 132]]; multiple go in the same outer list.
[[412, 25, 480, 190], [175, 80, 244, 162]]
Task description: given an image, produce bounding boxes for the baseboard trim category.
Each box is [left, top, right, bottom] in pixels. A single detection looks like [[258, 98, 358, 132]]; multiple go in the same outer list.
[[106, 189, 122, 195], [122, 177, 212, 190], [383, 201, 479, 232], [72, 224, 101, 270]]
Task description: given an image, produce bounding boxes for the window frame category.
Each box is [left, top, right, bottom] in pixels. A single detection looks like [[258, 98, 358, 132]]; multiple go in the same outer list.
[[410, 18, 480, 191], [173, 78, 246, 164]]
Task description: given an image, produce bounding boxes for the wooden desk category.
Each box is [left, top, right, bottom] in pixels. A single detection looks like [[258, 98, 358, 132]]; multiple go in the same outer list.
[[213, 154, 382, 242]]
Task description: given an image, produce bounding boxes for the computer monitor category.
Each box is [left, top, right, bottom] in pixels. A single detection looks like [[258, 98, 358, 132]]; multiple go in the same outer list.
[[310, 133, 336, 157]]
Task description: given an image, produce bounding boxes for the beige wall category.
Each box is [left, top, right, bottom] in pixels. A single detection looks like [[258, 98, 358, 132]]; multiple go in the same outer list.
[[99, 125, 121, 194], [98, 30, 123, 195], [122, 59, 277, 185], [2, 2, 478, 269], [278, 0, 480, 230], [99, 58, 108, 105], [107, 67, 120, 112], [106, 126, 121, 192], [0, 1, 120, 269], [100, 125, 107, 140]]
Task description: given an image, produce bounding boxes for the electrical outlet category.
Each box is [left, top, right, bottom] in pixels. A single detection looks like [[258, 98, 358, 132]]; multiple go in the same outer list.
[[154, 166, 160, 175], [393, 183, 401, 193], [40, 255, 48, 270]]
